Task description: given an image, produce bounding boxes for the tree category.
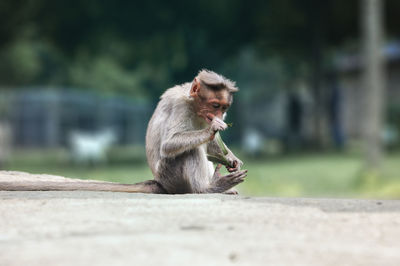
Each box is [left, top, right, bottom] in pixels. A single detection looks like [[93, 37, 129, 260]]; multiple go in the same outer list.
[[361, 0, 386, 171]]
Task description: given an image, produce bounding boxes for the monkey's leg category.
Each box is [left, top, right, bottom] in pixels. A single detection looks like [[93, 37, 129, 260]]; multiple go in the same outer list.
[[205, 164, 247, 193], [0, 179, 167, 194]]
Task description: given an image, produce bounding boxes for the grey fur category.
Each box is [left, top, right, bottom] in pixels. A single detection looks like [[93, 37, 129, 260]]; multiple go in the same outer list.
[[197, 69, 238, 92], [146, 72, 245, 194]]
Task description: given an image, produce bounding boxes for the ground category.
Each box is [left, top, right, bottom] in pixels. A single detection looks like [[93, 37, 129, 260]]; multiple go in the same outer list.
[[1, 171, 400, 266]]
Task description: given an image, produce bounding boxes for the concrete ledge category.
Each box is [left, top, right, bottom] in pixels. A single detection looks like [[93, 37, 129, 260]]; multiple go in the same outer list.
[[1, 171, 400, 266]]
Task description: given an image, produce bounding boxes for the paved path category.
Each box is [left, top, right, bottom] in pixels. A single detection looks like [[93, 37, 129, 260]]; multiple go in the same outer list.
[[0, 171, 400, 266]]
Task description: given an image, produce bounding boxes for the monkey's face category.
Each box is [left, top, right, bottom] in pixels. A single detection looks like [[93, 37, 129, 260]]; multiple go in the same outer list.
[[195, 88, 232, 124]]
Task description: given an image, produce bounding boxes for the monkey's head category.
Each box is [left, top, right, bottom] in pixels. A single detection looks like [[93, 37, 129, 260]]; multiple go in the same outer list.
[[190, 70, 238, 124]]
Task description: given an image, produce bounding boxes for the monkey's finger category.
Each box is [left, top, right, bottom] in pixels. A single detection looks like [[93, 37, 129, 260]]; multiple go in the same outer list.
[[225, 169, 248, 179], [214, 118, 227, 128], [234, 171, 247, 179], [219, 123, 228, 130], [233, 173, 247, 183], [215, 123, 227, 131], [228, 169, 248, 176], [226, 160, 238, 170], [238, 169, 248, 175], [227, 167, 238, 172], [233, 176, 246, 185], [213, 116, 224, 123], [211, 124, 225, 132], [217, 119, 227, 126], [215, 164, 223, 171]]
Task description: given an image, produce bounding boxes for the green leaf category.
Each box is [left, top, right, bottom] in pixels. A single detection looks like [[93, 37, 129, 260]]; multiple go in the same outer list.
[[215, 132, 228, 155]]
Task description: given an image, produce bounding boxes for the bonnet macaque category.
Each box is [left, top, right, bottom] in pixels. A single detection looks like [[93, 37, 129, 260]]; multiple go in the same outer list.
[[146, 69, 246, 193], [0, 70, 246, 194]]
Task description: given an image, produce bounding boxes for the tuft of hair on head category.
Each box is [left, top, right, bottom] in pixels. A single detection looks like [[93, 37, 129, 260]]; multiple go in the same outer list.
[[196, 69, 238, 93]]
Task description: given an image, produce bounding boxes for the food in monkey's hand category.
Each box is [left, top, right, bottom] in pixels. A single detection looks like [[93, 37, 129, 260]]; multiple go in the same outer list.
[[215, 132, 228, 155], [207, 132, 234, 167]]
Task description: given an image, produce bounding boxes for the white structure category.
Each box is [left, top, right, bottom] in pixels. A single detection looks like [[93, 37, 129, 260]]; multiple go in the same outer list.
[[69, 129, 117, 165]]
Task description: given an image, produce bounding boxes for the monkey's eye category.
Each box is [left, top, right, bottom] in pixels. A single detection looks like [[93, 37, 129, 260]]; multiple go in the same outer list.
[[212, 103, 221, 109]]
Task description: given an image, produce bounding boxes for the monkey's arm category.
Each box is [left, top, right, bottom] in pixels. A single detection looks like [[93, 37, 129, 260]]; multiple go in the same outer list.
[[207, 136, 243, 171], [161, 128, 214, 158]]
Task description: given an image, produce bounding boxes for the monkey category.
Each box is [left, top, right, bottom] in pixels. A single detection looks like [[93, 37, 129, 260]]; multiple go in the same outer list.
[[0, 70, 247, 194], [145, 69, 246, 194]]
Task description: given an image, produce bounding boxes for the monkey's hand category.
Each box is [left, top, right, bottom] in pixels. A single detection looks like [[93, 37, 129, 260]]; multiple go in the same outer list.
[[207, 164, 247, 193], [209, 116, 228, 138], [225, 152, 243, 172]]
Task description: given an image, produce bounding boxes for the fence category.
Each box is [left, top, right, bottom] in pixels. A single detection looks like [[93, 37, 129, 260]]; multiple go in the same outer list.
[[4, 89, 152, 147]]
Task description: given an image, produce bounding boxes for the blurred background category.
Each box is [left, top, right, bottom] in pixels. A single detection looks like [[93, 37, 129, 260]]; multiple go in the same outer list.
[[0, 0, 399, 198]]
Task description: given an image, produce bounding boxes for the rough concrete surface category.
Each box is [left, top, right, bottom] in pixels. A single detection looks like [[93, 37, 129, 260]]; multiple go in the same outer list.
[[1, 171, 400, 266]]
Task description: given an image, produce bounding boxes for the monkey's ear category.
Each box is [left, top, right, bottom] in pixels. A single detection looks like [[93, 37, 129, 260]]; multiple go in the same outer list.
[[190, 78, 201, 97]]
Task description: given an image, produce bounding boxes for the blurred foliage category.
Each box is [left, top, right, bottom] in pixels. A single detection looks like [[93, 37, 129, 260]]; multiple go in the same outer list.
[[0, 0, 363, 97], [1, 0, 400, 99], [388, 102, 400, 130]]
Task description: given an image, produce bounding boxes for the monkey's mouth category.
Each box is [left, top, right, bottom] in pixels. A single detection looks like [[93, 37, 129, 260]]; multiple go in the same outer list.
[[205, 113, 214, 124]]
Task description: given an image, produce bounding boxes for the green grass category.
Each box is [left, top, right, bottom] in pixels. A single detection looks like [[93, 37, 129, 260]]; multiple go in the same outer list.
[[240, 154, 362, 197], [4, 147, 400, 198], [241, 153, 400, 198]]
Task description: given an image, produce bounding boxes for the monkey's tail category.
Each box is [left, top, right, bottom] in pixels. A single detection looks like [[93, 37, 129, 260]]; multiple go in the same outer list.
[[0, 180, 166, 194]]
